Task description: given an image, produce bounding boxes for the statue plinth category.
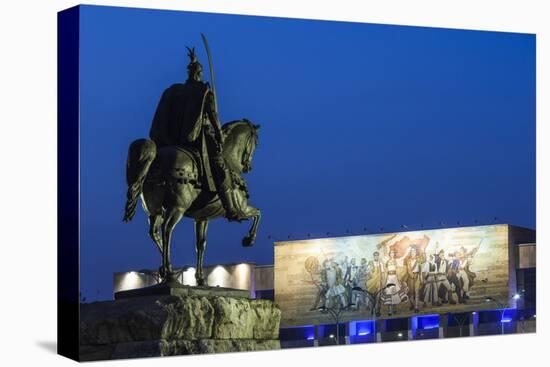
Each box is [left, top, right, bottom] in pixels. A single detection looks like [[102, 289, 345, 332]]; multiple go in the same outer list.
[[80, 293, 281, 361], [114, 281, 250, 300]]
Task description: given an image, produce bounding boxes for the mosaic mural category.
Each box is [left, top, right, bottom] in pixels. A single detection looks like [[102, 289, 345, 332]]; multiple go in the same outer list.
[[275, 225, 512, 326]]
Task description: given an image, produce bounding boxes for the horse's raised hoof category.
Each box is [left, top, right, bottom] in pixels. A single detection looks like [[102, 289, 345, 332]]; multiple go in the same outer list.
[[242, 235, 255, 247]]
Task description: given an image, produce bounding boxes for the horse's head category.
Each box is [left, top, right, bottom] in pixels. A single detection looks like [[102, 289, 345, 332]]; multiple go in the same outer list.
[[221, 119, 260, 174]]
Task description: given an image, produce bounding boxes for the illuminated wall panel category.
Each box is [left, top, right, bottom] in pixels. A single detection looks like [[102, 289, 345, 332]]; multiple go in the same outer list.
[[275, 224, 513, 327]]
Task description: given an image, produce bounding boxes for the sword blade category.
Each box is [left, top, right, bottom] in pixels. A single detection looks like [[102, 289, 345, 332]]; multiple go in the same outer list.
[[200, 33, 218, 113]]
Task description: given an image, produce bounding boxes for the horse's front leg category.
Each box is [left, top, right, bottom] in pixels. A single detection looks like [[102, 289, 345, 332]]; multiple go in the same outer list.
[[242, 207, 260, 247], [148, 215, 163, 255], [194, 220, 209, 286], [160, 206, 184, 282]]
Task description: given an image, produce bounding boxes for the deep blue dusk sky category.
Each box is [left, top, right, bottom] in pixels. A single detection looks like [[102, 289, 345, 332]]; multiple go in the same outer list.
[[78, 5, 535, 300]]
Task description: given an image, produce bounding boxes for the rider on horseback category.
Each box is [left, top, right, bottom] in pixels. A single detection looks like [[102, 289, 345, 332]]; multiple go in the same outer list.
[[149, 47, 240, 221]]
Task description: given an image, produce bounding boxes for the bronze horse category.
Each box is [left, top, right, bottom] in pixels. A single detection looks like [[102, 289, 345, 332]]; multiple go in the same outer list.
[[123, 120, 260, 285]]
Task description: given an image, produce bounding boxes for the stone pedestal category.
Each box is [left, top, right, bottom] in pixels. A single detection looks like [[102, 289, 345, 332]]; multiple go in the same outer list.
[[79, 294, 281, 361], [114, 281, 250, 300]]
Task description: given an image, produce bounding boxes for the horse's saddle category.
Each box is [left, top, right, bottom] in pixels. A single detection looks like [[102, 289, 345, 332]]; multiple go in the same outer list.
[[151, 144, 247, 197], [146, 145, 203, 189], [171, 145, 204, 188], [172, 146, 248, 197]]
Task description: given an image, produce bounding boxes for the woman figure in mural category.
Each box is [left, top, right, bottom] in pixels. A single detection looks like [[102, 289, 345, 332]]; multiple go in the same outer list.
[[382, 248, 409, 316], [403, 245, 423, 313], [367, 233, 397, 295], [325, 260, 347, 308]]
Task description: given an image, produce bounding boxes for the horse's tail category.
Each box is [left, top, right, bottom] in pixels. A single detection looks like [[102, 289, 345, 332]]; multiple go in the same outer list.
[[123, 138, 157, 222]]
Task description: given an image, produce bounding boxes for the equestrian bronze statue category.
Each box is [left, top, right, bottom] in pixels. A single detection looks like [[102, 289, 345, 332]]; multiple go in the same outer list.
[[123, 36, 261, 286]]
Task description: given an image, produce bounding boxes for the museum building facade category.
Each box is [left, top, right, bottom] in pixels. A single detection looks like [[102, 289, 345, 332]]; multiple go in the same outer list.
[[113, 224, 536, 347]]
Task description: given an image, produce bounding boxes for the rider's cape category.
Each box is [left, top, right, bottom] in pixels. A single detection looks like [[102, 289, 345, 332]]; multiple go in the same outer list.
[[149, 81, 209, 148], [149, 81, 216, 191]]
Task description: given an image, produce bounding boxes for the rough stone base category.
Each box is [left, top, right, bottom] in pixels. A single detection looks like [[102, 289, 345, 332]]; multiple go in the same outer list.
[[79, 294, 281, 361], [114, 281, 250, 300]]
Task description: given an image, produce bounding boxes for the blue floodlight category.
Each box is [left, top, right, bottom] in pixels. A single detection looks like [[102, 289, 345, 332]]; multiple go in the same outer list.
[[422, 324, 439, 330], [353, 320, 375, 337], [418, 314, 439, 330]]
